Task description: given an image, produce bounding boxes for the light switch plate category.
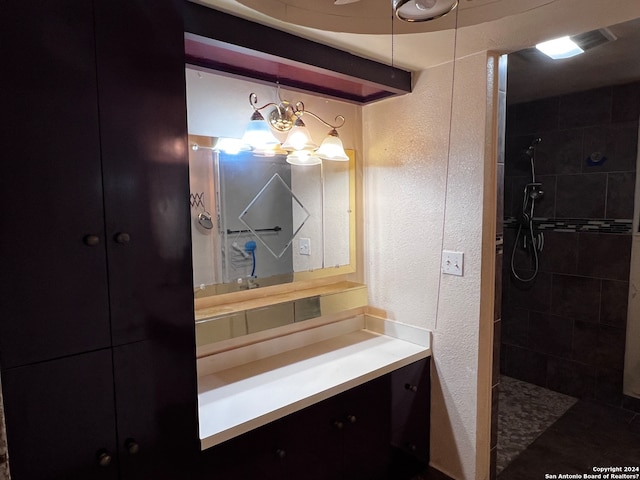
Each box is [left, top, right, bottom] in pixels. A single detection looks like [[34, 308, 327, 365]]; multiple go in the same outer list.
[[299, 237, 311, 256], [442, 250, 464, 276]]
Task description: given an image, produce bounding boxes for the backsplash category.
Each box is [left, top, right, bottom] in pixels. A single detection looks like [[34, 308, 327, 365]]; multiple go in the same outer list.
[[504, 217, 633, 234], [501, 80, 639, 406]]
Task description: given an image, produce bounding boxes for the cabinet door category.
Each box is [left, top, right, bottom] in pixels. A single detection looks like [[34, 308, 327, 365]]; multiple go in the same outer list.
[[281, 395, 344, 480], [1, 350, 118, 480], [198, 421, 286, 480], [113, 339, 199, 480], [340, 376, 392, 480], [93, 0, 193, 346], [391, 358, 431, 461], [0, 0, 111, 369]]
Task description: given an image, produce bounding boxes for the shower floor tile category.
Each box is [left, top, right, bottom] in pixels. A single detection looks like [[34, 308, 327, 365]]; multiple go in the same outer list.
[[499, 389, 640, 479], [497, 375, 577, 474]]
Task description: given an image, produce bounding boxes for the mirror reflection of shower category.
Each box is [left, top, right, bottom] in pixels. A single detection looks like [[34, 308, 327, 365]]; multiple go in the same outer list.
[[510, 137, 545, 282]]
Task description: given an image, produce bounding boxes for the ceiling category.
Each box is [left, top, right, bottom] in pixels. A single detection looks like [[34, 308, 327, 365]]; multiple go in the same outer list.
[[189, 0, 640, 104], [507, 17, 640, 104]]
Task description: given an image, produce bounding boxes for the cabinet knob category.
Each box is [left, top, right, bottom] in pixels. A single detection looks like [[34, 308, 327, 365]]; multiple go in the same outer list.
[[83, 235, 100, 247], [347, 415, 357, 424], [333, 420, 344, 430], [96, 449, 112, 468], [405, 383, 418, 393], [276, 449, 286, 459], [114, 232, 130, 244], [125, 438, 140, 455]]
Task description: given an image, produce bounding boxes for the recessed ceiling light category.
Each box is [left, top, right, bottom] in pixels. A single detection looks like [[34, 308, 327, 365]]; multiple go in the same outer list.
[[535, 36, 584, 59]]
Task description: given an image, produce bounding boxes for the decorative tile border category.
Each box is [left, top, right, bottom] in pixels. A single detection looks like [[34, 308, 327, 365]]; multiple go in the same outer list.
[[504, 217, 633, 234]]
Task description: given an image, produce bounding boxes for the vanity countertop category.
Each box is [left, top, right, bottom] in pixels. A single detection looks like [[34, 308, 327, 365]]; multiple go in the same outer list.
[[197, 314, 431, 450]]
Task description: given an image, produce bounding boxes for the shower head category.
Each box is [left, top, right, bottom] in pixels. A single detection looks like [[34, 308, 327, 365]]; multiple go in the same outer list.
[[525, 138, 542, 157]]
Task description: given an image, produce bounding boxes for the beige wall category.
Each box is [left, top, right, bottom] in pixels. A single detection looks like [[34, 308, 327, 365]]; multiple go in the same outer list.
[[363, 50, 497, 480]]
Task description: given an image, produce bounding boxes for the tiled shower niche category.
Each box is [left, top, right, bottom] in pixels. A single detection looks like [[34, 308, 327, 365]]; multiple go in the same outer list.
[[501, 80, 640, 407]]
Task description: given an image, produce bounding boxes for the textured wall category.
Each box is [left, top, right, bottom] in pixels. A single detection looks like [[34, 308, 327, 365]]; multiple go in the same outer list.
[[363, 49, 498, 478]]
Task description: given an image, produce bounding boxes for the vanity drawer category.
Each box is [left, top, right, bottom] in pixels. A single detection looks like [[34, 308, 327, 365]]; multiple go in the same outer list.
[[390, 358, 431, 461]]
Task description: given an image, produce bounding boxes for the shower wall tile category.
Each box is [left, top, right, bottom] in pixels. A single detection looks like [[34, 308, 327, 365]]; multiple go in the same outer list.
[[600, 280, 629, 328], [507, 96, 559, 135], [497, 163, 505, 236], [533, 175, 556, 219], [505, 135, 538, 177], [572, 320, 599, 366], [577, 233, 631, 281], [495, 251, 503, 321], [503, 81, 637, 407], [596, 325, 627, 371], [535, 128, 583, 175], [606, 172, 636, 219], [555, 174, 607, 218], [611, 81, 640, 123], [547, 357, 596, 399], [503, 175, 515, 217], [583, 121, 639, 173], [538, 231, 578, 275], [558, 87, 612, 129], [503, 344, 547, 387], [502, 305, 529, 348], [493, 320, 501, 386], [508, 176, 529, 217], [551, 274, 601, 323], [595, 368, 624, 407], [528, 311, 572, 358], [504, 228, 537, 277], [508, 271, 552, 312]]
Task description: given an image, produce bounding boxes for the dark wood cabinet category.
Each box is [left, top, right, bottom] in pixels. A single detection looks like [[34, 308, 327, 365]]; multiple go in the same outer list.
[[0, 1, 198, 479], [198, 361, 430, 480], [391, 358, 431, 462]]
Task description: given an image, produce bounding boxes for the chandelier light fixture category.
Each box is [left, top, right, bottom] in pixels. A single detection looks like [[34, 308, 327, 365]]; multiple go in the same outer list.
[[392, 0, 458, 22], [240, 92, 349, 165]]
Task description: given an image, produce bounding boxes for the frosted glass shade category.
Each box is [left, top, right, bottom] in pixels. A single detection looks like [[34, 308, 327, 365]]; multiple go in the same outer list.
[[241, 111, 280, 149], [281, 118, 318, 151], [316, 131, 349, 161], [286, 150, 322, 166], [213, 137, 250, 155]]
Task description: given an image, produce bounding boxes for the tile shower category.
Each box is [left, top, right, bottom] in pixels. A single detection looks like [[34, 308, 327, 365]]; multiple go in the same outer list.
[[501, 80, 640, 407]]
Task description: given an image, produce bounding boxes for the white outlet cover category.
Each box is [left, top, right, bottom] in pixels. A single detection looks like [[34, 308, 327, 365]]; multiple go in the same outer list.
[[442, 250, 464, 276]]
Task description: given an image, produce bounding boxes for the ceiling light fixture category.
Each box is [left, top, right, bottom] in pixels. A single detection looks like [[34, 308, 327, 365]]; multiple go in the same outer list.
[[393, 0, 458, 22], [535, 36, 584, 59], [241, 92, 349, 165]]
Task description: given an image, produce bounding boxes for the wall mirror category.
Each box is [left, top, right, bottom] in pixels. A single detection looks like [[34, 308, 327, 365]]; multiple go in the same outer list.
[[189, 138, 355, 297], [187, 68, 357, 300]]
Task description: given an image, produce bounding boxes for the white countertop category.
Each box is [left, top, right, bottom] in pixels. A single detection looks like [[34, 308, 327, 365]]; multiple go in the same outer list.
[[197, 315, 431, 450]]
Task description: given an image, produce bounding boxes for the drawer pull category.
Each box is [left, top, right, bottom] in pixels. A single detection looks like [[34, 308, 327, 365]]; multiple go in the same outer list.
[[125, 438, 140, 455], [405, 383, 418, 392], [83, 234, 100, 246], [114, 232, 130, 244], [96, 449, 112, 468]]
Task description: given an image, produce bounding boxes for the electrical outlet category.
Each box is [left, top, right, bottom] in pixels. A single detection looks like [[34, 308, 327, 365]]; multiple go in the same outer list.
[[299, 238, 311, 256], [442, 250, 464, 276]]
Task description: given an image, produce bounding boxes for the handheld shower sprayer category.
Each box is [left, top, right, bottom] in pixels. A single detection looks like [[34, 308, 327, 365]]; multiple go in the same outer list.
[[511, 137, 544, 283]]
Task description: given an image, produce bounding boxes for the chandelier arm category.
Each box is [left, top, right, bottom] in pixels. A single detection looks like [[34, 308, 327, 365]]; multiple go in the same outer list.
[[249, 93, 278, 112], [293, 101, 345, 129]]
